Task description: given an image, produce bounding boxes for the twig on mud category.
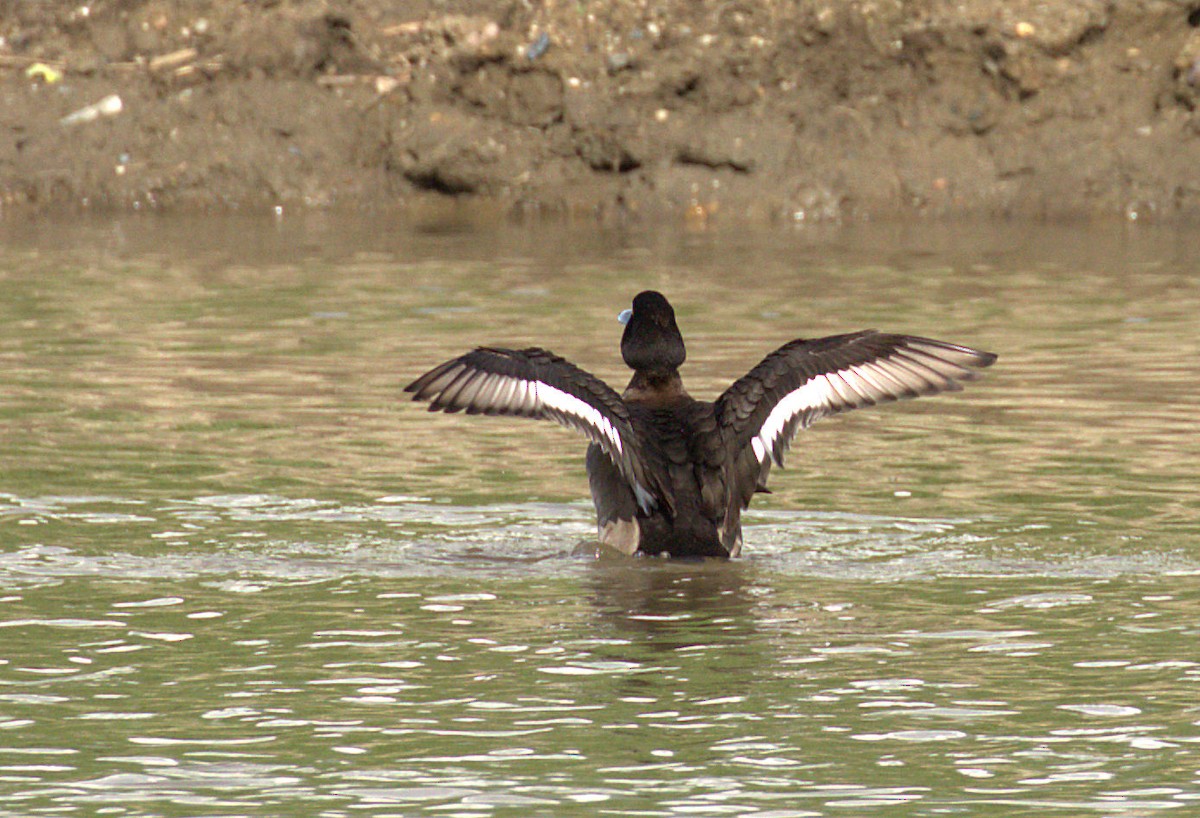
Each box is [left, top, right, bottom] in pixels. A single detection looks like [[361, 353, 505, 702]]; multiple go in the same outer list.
[[829, 104, 873, 140], [170, 58, 223, 83], [317, 75, 365, 87], [317, 73, 410, 102], [147, 48, 198, 74], [0, 54, 65, 70], [380, 21, 425, 37], [2, 49, 218, 83]]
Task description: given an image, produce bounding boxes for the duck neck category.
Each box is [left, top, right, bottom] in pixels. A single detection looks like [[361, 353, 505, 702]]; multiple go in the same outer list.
[[622, 369, 688, 407]]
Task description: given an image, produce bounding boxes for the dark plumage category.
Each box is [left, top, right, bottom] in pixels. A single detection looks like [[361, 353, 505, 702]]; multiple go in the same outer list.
[[405, 290, 997, 558]]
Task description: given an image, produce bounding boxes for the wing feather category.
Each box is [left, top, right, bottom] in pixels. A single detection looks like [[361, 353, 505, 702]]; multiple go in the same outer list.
[[716, 330, 996, 493], [406, 347, 672, 514]]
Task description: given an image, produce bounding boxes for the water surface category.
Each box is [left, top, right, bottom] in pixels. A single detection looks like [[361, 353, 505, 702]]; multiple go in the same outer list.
[[1, 214, 1198, 815]]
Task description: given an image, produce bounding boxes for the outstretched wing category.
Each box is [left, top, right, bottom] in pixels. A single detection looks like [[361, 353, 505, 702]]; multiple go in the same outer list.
[[405, 347, 669, 514], [716, 331, 996, 503]]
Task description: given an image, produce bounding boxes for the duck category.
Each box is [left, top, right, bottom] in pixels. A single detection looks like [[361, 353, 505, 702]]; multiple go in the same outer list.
[[405, 291, 996, 558]]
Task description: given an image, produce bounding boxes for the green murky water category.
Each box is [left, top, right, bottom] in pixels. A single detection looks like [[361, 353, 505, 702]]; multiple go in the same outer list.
[[1, 213, 1198, 816]]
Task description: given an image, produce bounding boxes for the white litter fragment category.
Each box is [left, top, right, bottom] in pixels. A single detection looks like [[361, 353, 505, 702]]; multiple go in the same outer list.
[[60, 94, 123, 126]]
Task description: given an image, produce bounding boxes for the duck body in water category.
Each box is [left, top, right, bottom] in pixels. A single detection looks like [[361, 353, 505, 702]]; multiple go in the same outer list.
[[405, 291, 996, 558]]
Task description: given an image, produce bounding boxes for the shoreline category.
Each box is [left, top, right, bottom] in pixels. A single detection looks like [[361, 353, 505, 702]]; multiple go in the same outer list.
[[3, 1, 1199, 222]]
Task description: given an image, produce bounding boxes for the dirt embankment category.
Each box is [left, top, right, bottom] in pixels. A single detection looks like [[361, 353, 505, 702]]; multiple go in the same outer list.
[[3, 0, 1200, 221]]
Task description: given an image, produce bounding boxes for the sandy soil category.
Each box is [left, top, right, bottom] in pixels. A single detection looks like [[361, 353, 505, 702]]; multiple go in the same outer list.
[[3, 0, 1200, 221]]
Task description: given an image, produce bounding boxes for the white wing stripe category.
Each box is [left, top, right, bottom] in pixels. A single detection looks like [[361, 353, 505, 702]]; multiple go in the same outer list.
[[492, 377, 517, 411], [426, 363, 465, 393], [866, 360, 920, 395], [412, 357, 658, 513], [751, 436, 767, 463], [888, 352, 947, 386], [753, 377, 831, 464], [749, 347, 978, 465], [518, 380, 536, 414], [906, 345, 972, 374], [823, 370, 860, 407], [534, 381, 624, 456], [531, 381, 656, 511], [475, 375, 499, 410], [843, 364, 893, 401]]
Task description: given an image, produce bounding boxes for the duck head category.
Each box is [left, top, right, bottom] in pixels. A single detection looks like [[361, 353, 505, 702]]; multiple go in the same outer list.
[[619, 291, 686, 373]]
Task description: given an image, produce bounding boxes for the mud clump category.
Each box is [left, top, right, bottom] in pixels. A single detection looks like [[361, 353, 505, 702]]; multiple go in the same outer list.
[[3, 0, 1200, 221]]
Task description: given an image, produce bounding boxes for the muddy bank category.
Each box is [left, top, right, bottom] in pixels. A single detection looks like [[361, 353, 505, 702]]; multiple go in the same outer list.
[[3, 0, 1200, 221]]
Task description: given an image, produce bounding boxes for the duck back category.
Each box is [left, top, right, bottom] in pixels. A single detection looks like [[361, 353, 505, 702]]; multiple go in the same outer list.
[[588, 398, 736, 558]]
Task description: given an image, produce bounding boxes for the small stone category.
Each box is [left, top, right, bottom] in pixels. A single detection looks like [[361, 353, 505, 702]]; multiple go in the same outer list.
[[375, 76, 400, 95], [684, 202, 710, 225], [606, 52, 633, 73], [815, 8, 836, 34]]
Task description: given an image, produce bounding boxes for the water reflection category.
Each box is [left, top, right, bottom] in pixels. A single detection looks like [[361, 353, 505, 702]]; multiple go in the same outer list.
[[585, 561, 757, 638]]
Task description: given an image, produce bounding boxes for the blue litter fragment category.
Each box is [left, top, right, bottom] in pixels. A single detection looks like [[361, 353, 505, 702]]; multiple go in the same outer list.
[[526, 32, 550, 60]]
